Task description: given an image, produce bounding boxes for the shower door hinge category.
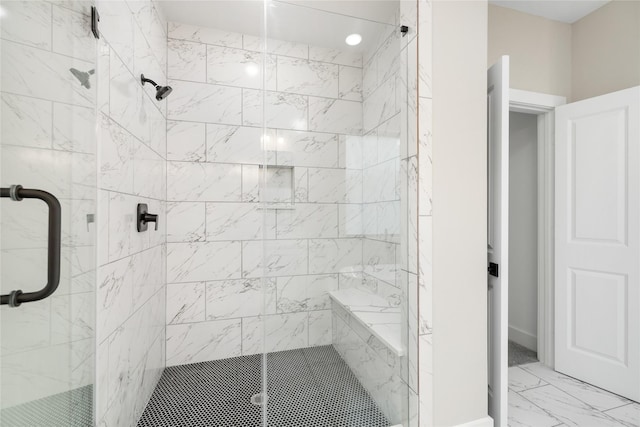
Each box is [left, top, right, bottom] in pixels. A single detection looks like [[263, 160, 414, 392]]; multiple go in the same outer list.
[[400, 25, 409, 37], [91, 6, 100, 39]]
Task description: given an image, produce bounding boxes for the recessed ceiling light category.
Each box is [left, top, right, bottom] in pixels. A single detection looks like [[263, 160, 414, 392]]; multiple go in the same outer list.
[[345, 34, 362, 46]]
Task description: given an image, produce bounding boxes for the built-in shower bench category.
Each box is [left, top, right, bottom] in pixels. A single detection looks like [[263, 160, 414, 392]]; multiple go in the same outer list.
[[329, 287, 404, 357]]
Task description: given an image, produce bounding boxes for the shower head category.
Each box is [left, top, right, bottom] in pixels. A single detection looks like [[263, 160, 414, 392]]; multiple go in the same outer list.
[[141, 74, 173, 101], [155, 85, 173, 101]]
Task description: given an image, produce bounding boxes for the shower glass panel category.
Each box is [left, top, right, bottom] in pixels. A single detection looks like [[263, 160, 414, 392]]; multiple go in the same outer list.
[[0, 1, 98, 426], [260, 1, 417, 425]]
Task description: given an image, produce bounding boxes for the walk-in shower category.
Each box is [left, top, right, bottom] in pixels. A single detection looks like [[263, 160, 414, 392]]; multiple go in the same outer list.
[[0, 0, 420, 426]]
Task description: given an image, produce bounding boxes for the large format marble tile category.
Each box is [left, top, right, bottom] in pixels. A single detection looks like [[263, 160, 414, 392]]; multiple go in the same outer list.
[[276, 204, 339, 239], [307, 167, 362, 203], [521, 363, 632, 411], [277, 56, 338, 97], [167, 120, 206, 162], [308, 238, 362, 274], [363, 76, 397, 134], [53, 103, 96, 153], [206, 202, 275, 241], [205, 124, 263, 164], [166, 282, 206, 324], [243, 35, 308, 59], [166, 319, 242, 366], [241, 312, 309, 355], [509, 366, 548, 393], [308, 97, 363, 135], [508, 389, 562, 427], [166, 161, 241, 202], [167, 80, 242, 124], [521, 385, 628, 427], [308, 310, 332, 346], [52, 4, 95, 62], [167, 241, 242, 283], [1, 93, 52, 149], [168, 39, 206, 82], [50, 292, 95, 345], [168, 22, 242, 48], [339, 66, 364, 102], [276, 274, 339, 312], [205, 278, 276, 320], [605, 403, 640, 427], [97, 257, 134, 342], [1, 40, 95, 107], [243, 89, 308, 130], [275, 130, 339, 168], [0, 1, 51, 49], [309, 46, 362, 68], [242, 239, 308, 278], [207, 45, 275, 90]]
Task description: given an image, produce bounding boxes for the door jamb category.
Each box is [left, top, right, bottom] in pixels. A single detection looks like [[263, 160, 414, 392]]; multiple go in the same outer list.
[[508, 89, 566, 368]]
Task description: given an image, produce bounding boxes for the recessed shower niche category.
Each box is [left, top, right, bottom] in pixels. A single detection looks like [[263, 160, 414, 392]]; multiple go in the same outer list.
[[260, 165, 296, 208]]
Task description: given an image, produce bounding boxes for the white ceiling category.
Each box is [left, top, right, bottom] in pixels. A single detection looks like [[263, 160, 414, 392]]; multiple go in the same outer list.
[[489, 0, 611, 23], [157, 0, 397, 52]]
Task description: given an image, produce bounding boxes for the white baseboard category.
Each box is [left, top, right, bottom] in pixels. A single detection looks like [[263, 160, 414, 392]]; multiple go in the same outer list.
[[509, 325, 537, 352], [454, 416, 494, 427]]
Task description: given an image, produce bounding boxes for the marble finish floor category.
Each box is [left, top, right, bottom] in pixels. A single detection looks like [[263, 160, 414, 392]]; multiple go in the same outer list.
[[137, 345, 391, 427], [509, 362, 639, 427]]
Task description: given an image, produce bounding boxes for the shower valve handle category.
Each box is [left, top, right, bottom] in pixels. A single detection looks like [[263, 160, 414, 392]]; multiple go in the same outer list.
[[143, 213, 158, 230], [137, 203, 158, 232]]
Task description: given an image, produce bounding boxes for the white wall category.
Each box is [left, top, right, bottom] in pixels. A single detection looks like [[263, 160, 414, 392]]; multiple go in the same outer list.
[[508, 112, 538, 351], [488, 4, 572, 100], [432, 1, 488, 425], [572, 0, 640, 101]]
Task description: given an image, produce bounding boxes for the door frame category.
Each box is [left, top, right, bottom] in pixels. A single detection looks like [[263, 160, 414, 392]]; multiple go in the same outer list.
[[508, 89, 565, 367]]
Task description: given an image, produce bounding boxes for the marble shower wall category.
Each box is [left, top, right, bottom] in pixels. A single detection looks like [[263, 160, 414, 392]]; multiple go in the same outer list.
[[94, 0, 168, 425], [164, 21, 365, 366], [0, 0, 98, 410]]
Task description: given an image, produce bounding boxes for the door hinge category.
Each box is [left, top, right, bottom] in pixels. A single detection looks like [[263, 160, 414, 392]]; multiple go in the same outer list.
[[488, 262, 499, 277], [91, 6, 100, 39]]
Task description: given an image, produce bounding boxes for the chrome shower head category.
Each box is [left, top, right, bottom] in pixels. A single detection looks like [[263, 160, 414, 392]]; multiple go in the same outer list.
[[141, 74, 173, 101]]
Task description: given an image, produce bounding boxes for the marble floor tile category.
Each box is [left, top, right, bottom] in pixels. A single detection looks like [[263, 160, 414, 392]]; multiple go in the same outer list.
[[605, 403, 640, 427], [521, 363, 632, 411], [509, 366, 548, 393], [508, 389, 562, 427], [520, 385, 627, 427]]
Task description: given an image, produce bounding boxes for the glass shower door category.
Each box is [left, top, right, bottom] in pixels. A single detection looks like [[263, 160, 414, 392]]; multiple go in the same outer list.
[[260, 1, 418, 425], [0, 1, 97, 425]]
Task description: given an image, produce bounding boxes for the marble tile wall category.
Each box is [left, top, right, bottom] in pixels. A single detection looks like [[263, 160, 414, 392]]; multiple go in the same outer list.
[[0, 0, 97, 411], [94, 1, 168, 426], [165, 22, 365, 366]]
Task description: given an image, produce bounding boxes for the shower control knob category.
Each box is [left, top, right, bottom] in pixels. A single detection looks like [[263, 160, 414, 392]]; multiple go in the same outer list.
[[137, 203, 159, 232]]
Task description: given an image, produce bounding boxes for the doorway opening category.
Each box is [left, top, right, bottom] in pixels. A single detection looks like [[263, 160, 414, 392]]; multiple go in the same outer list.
[[507, 111, 539, 368]]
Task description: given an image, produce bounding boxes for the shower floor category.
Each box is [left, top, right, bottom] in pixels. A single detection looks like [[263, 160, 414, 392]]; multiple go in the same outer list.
[[137, 345, 391, 427]]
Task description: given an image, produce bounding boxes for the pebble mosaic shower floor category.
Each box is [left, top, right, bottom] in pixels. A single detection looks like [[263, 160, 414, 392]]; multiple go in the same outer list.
[[137, 345, 391, 427]]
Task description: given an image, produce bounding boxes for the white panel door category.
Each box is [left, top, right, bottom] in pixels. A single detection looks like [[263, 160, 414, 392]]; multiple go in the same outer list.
[[488, 55, 509, 427], [555, 86, 640, 402]]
